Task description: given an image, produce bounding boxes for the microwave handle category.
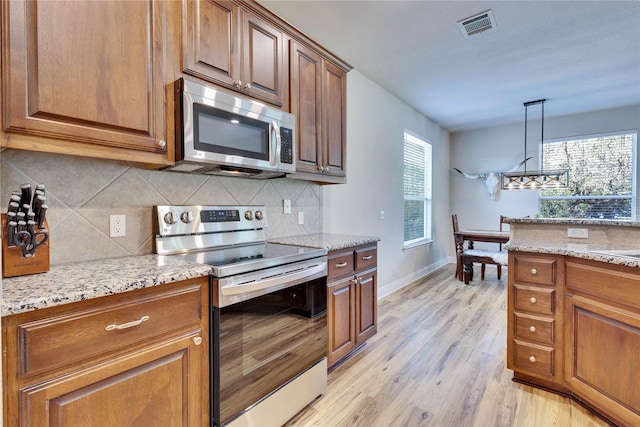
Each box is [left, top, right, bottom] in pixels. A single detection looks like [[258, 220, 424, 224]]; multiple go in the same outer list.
[[270, 120, 281, 167]]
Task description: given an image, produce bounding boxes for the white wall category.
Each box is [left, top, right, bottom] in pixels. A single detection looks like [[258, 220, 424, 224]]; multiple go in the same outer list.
[[450, 104, 640, 252], [322, 70, 451, 297]]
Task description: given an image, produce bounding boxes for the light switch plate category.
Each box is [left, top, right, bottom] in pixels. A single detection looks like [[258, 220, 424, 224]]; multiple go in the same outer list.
[[283, 199, 292, 214], [298, 211, 304, 225]]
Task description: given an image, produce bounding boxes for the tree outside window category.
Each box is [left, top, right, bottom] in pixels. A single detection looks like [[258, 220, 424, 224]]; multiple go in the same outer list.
[[539, 132, 635, 219]]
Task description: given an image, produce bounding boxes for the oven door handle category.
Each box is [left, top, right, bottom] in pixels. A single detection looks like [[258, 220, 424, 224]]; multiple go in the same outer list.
[[220, 262, 326, 296]]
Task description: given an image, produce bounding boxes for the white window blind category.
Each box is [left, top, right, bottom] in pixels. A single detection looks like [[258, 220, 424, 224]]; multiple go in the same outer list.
[[539, 131, 636, 219], [404, 131, 432, 247]]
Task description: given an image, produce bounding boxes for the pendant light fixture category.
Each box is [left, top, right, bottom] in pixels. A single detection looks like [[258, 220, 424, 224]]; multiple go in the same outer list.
[[501, 99, 569, 190]]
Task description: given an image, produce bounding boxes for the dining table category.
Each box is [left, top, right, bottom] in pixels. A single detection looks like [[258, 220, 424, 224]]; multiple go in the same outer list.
[[453, 229, 510, 281]]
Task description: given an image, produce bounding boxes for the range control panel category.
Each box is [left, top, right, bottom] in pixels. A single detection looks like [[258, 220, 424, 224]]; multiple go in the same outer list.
[[155, 205, 267, 237]]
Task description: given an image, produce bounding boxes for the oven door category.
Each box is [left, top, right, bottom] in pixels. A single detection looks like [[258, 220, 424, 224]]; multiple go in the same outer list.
[[211, 277, 327, 426]]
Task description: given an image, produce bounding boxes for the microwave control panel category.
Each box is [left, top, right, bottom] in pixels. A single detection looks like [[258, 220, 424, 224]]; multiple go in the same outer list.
[[280, 127, 293, 164]]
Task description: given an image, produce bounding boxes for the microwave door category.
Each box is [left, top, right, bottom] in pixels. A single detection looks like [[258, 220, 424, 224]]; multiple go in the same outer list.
[[270, 120, 280, 167]]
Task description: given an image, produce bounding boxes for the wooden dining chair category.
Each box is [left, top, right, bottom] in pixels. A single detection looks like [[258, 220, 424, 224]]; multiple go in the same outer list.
[[453, 213, 505, 284]]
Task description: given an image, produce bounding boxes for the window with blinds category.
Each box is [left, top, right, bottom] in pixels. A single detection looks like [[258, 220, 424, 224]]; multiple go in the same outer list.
[[539, 131, 636, 219], [404, 131, 432, 247]]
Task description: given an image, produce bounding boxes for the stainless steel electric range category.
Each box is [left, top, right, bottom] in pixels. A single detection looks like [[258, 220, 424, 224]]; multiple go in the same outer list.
[[154, 205, 328, 427]]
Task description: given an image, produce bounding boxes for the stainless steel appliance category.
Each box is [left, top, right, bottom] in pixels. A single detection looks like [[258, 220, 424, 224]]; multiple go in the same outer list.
[[154, 205, 328, 427], [163, 78, 296, 178]]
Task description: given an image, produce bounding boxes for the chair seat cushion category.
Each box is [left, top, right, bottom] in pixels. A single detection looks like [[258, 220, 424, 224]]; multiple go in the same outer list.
[[463, 249, 508, 265]]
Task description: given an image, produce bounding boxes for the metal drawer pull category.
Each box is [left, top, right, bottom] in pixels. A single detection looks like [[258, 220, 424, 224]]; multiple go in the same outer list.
[[335, 261, 348, 268], [362, 255, 373, 260], [529, 356, 537, 363], [529, 325, 537, 332], [530, 268, 538, 275], [106, 315, 150, 331], [530, 297, 537, 304], [193, 337, 203, 346]]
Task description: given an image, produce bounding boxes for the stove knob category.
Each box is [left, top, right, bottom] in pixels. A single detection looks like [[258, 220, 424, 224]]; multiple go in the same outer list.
[[163, 211, 177, 225], [255, 210, 264, 221], [244, 210, 254, 220], [180, 211, 195, 224]]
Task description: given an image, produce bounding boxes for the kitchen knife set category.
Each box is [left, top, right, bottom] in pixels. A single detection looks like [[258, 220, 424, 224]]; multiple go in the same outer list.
[[6, 183, 49, 258]]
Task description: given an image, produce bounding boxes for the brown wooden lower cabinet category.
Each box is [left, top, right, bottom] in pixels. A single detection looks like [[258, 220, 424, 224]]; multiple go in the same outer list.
[[508, 252, 640, 426], [2, 277, 209, 427], [327, 244, 377, 367]]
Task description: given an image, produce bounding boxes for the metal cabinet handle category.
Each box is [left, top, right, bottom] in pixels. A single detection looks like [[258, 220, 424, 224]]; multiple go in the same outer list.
[[335, 261, 348, 268], [157, 140, 166, 149], [106, 315, 150, 331], [318, 166, 325, 172], [529, 356, 536, 363], [324, 166, 330, 173], [234, 80, 242, 88], [530, 297, 537, 304], [244, 83, 252, 90], [193, 337, 203, 346], [530, 268, 538, 275], [529, 325, 536, 333], [362, 255, 373, 260]]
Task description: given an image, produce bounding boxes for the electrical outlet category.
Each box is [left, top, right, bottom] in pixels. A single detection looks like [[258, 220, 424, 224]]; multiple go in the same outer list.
[[283, 199, 292, 214], [567, 227, 588, 239], [110, 214, 126, 237], [298, 211, 304, 225]]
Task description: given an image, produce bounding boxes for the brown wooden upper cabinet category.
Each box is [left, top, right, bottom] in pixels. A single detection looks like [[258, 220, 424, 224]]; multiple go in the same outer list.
[[289, 40, 347, 183], [183, 0, 287, 108], [1, 0, 171, 165]]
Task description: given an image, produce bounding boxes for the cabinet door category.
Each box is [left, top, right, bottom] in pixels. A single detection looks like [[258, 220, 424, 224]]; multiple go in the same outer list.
[[290, 40, 323, 175], [2, 0, 168, 160], [327, 277, 356, 366], [321, 60, 347, 177], [241, 10, 286, 107], [20, 333, 206, 427], [565, 293, 640, 426], [183, 0, 241, 88], [356, 269, 377, 344]]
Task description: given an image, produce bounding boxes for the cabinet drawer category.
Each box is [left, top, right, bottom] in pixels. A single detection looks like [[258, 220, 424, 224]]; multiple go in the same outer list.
[[514, 312, 554, 345], [328, 251, 355, 279], [18, 284, 203, 378], [513, 255, 557, 286], [514, 285, 555, 315], [355, 246, 377, 271], [512, 340, 555, 377]]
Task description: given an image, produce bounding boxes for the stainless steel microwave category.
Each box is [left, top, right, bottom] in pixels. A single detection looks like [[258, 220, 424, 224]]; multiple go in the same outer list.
[[163, 78, 296, 178]]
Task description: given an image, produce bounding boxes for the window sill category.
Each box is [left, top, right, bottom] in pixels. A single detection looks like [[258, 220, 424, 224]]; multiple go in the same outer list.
[[403, 239, 433, 251]]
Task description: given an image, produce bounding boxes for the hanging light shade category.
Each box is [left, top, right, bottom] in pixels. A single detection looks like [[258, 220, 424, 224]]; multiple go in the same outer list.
[[501, 99, 569, 190]]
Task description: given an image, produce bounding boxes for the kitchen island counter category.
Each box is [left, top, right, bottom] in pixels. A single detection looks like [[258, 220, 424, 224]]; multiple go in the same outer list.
[[2, 255, 212, 316], [504, 217, 640, 268], [269, 233, 380, 251]]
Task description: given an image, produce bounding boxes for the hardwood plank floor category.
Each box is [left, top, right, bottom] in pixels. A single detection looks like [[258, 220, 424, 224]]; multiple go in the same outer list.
[[285, 264, 611, 427]]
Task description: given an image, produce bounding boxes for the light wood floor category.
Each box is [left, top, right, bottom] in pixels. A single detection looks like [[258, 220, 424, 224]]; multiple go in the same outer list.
[[286, 264, 611, 427]]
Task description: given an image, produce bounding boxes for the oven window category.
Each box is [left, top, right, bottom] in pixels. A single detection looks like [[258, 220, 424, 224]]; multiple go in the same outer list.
[[193, 102, 269, 160], [214, 279, 326, 424]]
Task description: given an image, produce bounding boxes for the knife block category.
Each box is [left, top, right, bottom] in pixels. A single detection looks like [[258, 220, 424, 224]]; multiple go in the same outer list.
[[2, 214, 50, 278]]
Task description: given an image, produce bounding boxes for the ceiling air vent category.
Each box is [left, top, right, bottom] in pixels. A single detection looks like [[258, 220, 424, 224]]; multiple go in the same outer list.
[[458, 10, 496, 37]]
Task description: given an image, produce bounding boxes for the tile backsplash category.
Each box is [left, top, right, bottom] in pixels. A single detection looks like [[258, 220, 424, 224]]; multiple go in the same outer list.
[[1, 150, 321, 265]]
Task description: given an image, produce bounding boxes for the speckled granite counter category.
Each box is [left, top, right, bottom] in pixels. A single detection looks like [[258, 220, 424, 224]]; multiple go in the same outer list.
[[269, 233, 380, 251], [2, 255, 212, 316], [505, 218, 640, 268]]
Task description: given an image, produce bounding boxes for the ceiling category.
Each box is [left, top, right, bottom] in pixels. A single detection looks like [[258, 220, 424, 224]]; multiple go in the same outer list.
[[258, 0, 640, 133]]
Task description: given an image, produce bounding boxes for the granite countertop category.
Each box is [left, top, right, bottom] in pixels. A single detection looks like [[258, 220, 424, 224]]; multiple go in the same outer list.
[[505, 241, 640, 268], [506, 217, 640, 227], [2, 233, 380, 317], [269, 233, 380, 251], [2, 255, 212, 317]]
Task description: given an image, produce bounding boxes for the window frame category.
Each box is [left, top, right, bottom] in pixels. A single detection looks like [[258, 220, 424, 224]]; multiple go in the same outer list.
[[538, 130, 637, 220], [403, 130, 433, 249]]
